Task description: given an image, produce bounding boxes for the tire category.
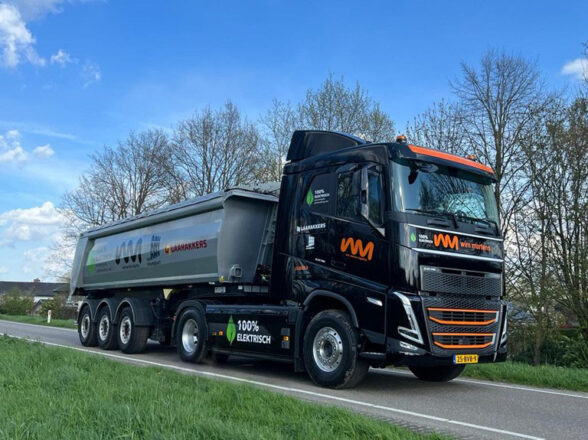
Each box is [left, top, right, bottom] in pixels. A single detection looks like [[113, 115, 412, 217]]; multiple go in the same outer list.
[[303, 309, 369, 389], [78, 306, 97, 347], [96, 307, 118, 350], [117, 307, 149, 354], [409, 364, 465, 382], [176, 306, 208, 363]]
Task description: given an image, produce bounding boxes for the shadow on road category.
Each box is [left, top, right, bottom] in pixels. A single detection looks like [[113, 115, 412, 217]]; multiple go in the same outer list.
[[139, 342, 470, 394]]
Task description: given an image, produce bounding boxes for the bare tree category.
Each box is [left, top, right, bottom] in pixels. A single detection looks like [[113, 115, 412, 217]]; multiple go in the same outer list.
[[297, 74, 395, 142], [543, 98, 588, 334], [259, 99, 299, 181], [451, 50, 555, 237], [172, 101, 262, 196], [259, 75, 396, 180], [406, 100, 467, 155], [50, 129, 177, 281], [63, 129, 175, 227]]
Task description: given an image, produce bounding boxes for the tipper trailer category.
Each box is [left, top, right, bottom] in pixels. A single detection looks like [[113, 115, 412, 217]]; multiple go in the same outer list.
[[71, 130, 507, 388]]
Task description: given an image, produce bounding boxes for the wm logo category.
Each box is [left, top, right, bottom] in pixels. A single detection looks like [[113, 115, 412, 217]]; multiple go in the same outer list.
[[433, 233, 459, 250], [340, 238, 374, 261]]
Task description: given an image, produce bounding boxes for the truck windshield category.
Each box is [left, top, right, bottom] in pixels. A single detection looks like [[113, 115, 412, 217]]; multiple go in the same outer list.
[[392, 159, 499, 226]]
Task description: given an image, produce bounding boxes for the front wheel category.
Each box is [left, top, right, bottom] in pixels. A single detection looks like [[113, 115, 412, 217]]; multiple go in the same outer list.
[[303, 309, 369, 389], [409, 364, 465, 382], [176, 306, 208, 363]]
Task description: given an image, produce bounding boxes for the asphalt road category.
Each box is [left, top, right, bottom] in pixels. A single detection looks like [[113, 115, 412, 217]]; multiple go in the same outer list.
[[1, 319, 586, 440]]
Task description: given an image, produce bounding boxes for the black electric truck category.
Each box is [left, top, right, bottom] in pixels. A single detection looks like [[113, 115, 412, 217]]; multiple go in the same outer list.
[[71, 130, 507, 388]]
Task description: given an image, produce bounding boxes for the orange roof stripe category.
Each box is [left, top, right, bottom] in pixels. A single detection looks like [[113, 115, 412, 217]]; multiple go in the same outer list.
[[408, 144, 494, 174]]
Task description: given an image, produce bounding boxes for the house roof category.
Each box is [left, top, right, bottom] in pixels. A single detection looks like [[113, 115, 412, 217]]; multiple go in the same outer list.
[[0, 281, 67, 297]]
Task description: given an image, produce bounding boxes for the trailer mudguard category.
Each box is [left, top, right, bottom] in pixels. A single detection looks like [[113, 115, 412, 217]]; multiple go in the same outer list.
[[77, 298, 100, 323], [96, 298, 120, 321], [114, 297, 155, 326]]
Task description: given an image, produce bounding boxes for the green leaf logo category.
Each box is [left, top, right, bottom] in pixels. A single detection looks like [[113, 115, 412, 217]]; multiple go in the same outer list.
[[306, 189, 314, 206], [410, 232, 417, 243], [226, 315, 236, 345], [87, 249, 95, 274]]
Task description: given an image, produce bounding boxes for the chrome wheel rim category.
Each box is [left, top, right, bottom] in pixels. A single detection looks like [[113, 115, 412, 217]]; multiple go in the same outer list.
[[99, 314, 110, 341], [80, 314, 90, 339], [313, 326, 343, 373], [119, 316, 132, 345], [182, 318, 199, 354]]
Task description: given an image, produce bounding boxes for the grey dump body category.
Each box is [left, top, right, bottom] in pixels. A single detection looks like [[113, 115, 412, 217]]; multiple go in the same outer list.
[[70, 185, 279, 296]]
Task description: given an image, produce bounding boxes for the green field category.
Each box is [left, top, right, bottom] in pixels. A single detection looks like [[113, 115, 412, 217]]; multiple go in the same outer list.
[[0, 314, 77, 329], [0, 336, 448, 440], [462, 361, 588, 392]]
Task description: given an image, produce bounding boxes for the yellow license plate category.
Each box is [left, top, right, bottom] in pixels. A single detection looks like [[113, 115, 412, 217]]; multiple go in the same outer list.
[[454, 354, 479, 364]]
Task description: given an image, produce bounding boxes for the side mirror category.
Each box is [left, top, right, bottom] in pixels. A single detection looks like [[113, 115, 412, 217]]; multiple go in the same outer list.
[[360, 167, 369, 219], [360, 166, 386, 238]]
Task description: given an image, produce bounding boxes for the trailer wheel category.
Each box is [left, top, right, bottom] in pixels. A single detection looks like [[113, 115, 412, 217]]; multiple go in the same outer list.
[[409, 365, 465, 382], [96, 307, 118, 350], [117, 307, 149, 354], [303, 309, 369, 389], [78, 306, 97, 347], [176, 307, 208, 363]]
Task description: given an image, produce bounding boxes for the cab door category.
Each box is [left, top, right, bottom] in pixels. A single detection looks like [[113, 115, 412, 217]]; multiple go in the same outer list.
[[293, 162, 389, 343]]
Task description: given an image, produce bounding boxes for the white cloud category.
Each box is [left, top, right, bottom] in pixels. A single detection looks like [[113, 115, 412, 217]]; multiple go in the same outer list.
[[0, 201, 66, 248], [22, 246, 50, 274], [562, 58, 588, 81], [0, 266, 8, 274], [8, 1, 66, 21], [0, 129, 27, 163], [1, 2, 98, 69], [82, 60, 101, 87], [33, 144, 55, 158], [0, 129, 56, 163], [50, 48, 73, 66], [0, 3, 45, 68]]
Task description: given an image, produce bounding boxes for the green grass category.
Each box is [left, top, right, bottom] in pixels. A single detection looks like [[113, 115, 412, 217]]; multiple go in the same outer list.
[[0, 313, 77, 329], [463, 361, 588, 392], [0, 336, 449, 440]]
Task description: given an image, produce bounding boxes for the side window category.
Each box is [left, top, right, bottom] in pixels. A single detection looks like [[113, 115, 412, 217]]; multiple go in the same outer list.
[[336, 171, 362, 221], [368, 170, 384, 225], [304, 173, 334, 214]]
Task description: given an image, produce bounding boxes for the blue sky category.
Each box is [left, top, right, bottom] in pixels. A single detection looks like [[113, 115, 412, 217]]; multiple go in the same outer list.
[[0, 0, 587, 282]]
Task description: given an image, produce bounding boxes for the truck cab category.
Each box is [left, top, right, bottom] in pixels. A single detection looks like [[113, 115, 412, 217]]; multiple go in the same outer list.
[[271, 131, 506, 383]]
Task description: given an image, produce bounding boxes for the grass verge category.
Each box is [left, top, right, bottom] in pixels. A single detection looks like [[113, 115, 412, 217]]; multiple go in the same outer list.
[[0, 336, 449, 440], [462, 361, 588, 392], [0, 313, 76, 329]]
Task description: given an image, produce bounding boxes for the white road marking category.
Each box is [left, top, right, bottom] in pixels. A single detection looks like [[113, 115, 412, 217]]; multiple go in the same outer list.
[[379, 368, 588, 400], [4, 333, 544, 440]]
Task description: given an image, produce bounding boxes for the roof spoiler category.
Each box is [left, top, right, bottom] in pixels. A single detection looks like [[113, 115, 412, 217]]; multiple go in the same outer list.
[[286, 130, 367, 162]]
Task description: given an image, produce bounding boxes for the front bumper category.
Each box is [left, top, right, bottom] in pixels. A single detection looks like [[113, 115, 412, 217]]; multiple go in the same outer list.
[[384, 335, 507, 367], [382, 290, 508, 367]]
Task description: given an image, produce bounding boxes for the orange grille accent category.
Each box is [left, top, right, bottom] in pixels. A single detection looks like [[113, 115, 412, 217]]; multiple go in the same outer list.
[[432, 332, 495, 349], [428, 307, 498, 326]]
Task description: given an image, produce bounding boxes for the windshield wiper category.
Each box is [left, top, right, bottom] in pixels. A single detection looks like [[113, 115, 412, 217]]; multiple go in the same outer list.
[[404, 208, 458, 227], [454, 213, 498, 232]]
